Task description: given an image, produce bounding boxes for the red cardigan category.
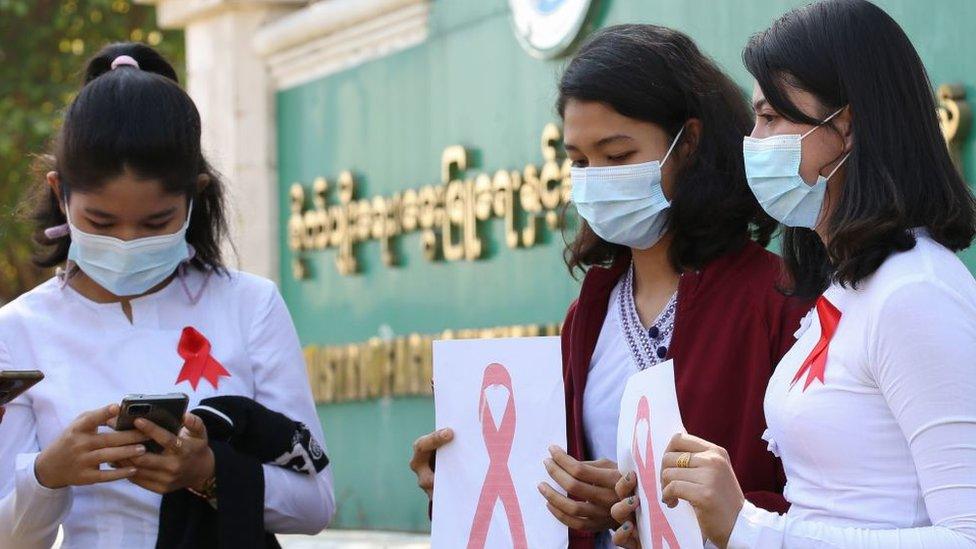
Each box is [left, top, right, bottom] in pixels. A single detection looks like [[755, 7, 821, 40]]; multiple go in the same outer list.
[[561, 240, 811, 548]]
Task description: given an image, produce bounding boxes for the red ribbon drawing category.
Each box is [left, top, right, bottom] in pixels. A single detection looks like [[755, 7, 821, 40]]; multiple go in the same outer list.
[[176, 327, 230, 390], [632, 396, 679, 549], [467, 363, 527, 549], [791, 296, 841, 392]]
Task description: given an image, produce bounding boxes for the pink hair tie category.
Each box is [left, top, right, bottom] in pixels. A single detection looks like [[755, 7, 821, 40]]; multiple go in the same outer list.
[[111, 55, 140, 70], [44, 223, 69, 239]]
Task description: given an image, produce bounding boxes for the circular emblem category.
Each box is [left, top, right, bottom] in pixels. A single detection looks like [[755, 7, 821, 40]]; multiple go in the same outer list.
[[509, 0, 594, 59]]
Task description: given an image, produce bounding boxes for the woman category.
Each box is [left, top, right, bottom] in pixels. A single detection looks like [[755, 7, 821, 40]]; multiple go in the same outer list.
[[0, 43, 335, 548], [410, 25, 810, 548], [612, 1, 976, 547]]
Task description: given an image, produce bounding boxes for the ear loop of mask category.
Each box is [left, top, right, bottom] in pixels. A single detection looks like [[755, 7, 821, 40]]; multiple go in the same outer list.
[[660, 125, 686, 169]]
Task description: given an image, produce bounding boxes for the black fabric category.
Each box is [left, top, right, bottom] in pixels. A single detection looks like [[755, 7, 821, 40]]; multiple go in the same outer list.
[[156, 396, 329, 549]]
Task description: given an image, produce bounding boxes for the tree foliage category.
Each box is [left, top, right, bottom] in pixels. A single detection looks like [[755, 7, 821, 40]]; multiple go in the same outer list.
[[0, 0, 183, 302]]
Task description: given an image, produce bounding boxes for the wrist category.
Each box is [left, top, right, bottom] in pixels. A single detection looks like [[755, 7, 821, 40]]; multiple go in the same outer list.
[[190, 447, 215, 492], [34, 451, 65, 489]]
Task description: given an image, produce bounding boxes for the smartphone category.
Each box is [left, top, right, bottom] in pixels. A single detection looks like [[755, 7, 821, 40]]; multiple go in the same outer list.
[[115, 393, 189, 453], [0, 370, 45, 406]]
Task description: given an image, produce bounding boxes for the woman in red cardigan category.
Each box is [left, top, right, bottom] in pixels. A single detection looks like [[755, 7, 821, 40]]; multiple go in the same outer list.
[[410, 24, 810, 548]]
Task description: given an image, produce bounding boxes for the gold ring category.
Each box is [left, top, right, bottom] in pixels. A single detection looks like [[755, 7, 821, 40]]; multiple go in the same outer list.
[[676, 452, 692, 468]]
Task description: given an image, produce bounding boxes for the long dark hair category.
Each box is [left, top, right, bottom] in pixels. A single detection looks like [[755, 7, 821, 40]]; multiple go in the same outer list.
[[31, 42, 230, 273], [558, 24, 776, 276], [744, 0, 976, 297]]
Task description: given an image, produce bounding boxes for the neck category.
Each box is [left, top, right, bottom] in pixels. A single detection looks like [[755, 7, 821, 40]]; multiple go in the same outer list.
[[628, 234, 680, 328]]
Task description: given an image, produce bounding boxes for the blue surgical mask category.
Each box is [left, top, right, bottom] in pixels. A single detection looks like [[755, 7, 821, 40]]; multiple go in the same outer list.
[[743, 108, 848, 228], [66, 202, 193, 296], [571, 127, 684, 249]]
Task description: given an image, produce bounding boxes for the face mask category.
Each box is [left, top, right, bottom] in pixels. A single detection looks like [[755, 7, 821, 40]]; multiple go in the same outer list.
[[66, 202, 193, 296], [743, 108, 848, 228], [571, 126, 684, 249]]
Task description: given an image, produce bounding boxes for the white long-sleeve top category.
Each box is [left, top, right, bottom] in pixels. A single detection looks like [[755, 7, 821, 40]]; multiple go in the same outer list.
[[0, 269, 335, 549], [728, 233, 976, 548]]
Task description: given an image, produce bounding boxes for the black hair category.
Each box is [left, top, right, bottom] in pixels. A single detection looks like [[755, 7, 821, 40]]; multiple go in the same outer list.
[[558, 24, 776, 276], [31, 42, 230, 273], [744, 0, 976, 297]]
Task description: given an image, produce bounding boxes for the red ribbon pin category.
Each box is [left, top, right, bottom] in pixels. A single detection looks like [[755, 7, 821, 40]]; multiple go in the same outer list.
[[791, 296, 842, 392], [632, 396, 679, 549], [176, 327, 230, 390], [467, 363, 527, 549]]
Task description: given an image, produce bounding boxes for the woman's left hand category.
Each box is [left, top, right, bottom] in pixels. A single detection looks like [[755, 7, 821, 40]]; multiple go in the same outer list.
[[660, 433, 744, 549], [126, 413, 214, 495], [537, 445, 621, 532]]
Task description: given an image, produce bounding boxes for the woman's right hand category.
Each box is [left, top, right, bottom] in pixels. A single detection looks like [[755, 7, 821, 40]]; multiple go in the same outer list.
[[611, 471, 642, 548], [34, 404, 148, 489], [408, 428, 454, 498]]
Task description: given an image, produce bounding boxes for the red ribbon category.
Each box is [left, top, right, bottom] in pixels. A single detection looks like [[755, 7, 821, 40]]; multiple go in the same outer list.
[[791, 296, 842, 392], [467, 363, 527, 549], [632, 396, 679, 549], [176, 327, 230, 390]]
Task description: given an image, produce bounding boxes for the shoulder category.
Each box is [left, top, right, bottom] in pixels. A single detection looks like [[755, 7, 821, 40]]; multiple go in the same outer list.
[[860, 235, 976, 308], [0, 277, 63, 330], [196, 269, 280, 307]]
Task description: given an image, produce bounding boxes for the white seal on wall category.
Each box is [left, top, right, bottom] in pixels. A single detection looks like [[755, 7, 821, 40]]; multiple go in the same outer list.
[[509, 0, 594, 59]]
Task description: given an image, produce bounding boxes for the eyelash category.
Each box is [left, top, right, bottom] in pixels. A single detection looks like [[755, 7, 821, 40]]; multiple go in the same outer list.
[[759, 113, 776, 124], [87, 221, 171, 230], [608, 152, 634, 162]]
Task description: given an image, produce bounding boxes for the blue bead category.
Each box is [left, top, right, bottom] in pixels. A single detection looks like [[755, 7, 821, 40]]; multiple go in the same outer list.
[[656, 346, 668, 359], [648, 326, 660, 339]]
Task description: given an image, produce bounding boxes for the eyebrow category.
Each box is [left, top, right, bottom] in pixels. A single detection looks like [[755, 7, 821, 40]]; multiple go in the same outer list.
[[83, 206, 177, 221], [752, 98, 769, 112], [594, 134, 634, 147]]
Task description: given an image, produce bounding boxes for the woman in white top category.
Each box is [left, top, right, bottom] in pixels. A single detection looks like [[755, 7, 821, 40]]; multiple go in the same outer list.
[[608, 1, 976, 547], [0, 43, 335, 548]]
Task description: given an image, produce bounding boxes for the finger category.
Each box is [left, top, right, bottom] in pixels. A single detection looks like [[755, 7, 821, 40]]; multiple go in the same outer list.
[[661, 479, 700, 508], [545, 502, 590, 531], [611, 521, 640, 549], [544, 457, 614, 506], [549, 446, 621, 488], [134, 418, 180, 453], [183, 413, 207, 439], [130, 452, 176, 473], [417, 470, 435, 498], [661, 451, 702, 470], [81, 466, 137, 485], [86, 444, 147, 466], [661, 466, 708, 498], [92, 429, 151, 449], [610, 494, 640, 525], [128, 476, 169, 495], [664, 432, 713, 454], [615, 471, 638, 499], [409, 429, 453, 471], [75, 404, 120, 432], [537, 482, 607, 520], [131, 467, 173, 485]]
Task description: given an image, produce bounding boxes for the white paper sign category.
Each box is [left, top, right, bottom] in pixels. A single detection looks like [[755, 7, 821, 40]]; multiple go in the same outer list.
[[432, 337, 567, 549], [616, 360, 703, 549]]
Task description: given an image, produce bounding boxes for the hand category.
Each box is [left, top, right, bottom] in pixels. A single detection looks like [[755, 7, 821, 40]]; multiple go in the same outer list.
[[610, 471, 641, 548], [538, 446, 621, 532], [125, 413, 214, 495], [660, 433, 744, 549], [34, 404, 147, 489], [408, 428, 454, 498]]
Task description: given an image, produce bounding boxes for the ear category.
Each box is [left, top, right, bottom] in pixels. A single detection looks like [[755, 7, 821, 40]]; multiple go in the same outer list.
[[47, 171, 66, 214], [196, 173, 211, 194], [835, 107, 854, 151], [678, 118, 703, 162]]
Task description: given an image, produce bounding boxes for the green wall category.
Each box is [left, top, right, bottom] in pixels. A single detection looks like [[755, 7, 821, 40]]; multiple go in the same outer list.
[[277, 0, 976, 532]]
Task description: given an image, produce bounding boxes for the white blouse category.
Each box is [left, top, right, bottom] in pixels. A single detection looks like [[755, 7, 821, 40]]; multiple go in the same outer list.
[[729, 234, 976, 548], [0, 269, 335, 549]]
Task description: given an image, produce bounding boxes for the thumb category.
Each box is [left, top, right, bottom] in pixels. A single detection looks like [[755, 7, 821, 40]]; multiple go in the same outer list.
[[183, 413, 207, 439]]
